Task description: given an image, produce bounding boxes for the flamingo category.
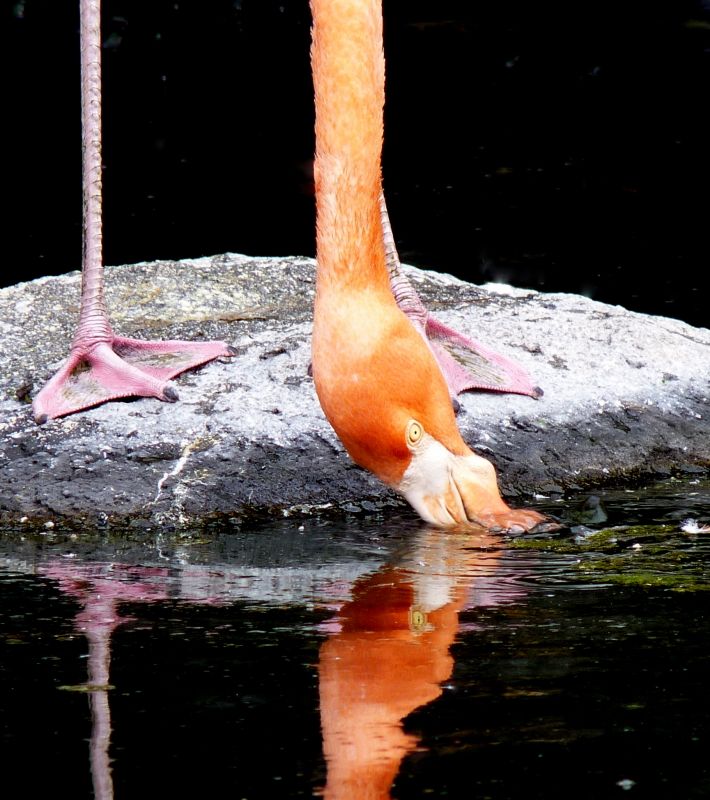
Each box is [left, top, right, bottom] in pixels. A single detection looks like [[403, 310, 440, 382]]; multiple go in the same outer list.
[[309, 0, 548, 531], [32, 0, 234, 424]]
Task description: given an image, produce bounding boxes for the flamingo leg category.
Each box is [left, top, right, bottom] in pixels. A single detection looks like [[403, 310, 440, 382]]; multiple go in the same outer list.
[[32, 0, 234, 423], [380, 193, 542, 399]]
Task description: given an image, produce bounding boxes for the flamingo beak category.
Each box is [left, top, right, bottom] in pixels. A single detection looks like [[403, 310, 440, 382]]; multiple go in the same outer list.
[[397, 435, 547, 532]]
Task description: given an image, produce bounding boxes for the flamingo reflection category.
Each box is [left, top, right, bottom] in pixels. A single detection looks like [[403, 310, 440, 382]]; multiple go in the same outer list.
[[31, 526, 519, 799], [42, 564, 171, 800], [317, 528, 509, 798]]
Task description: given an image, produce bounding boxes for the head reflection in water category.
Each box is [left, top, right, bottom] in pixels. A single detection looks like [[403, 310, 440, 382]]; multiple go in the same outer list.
[[316, 526, 515, 799]]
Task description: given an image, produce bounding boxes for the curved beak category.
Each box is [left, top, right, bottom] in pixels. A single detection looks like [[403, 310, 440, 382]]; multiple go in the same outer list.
[[397, 436, 548, 532]]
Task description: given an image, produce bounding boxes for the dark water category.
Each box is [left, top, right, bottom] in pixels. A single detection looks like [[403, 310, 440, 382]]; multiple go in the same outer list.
[[2, 478, 710, 799]]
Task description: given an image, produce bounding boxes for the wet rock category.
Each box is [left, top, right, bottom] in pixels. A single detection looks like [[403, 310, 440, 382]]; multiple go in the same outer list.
[[0, 253, 708, 528]]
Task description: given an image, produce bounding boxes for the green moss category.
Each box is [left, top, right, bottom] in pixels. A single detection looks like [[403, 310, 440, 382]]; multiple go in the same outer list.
[[583, 571, 710, 591], [508, 537, 579, 553], [511, 521, 710, 592]]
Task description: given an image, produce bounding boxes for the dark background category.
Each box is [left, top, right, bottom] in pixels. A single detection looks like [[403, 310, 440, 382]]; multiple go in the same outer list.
[[4, 0, 708, 327]]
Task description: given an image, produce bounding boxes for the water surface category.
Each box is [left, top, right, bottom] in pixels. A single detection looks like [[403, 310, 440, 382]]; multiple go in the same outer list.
[[2, 477, 709, 798]]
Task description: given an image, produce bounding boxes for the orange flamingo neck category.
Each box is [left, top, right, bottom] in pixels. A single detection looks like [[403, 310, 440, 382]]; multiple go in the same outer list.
[[311, 0, 390, 295]]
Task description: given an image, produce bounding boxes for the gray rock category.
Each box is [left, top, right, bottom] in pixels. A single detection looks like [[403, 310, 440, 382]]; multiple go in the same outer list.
[[1, 253, 708, 529]]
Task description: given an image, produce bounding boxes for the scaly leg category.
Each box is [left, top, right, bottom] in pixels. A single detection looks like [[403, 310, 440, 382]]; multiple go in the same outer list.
[[380, 193, 542, 400], [32, 0, 234, 424]]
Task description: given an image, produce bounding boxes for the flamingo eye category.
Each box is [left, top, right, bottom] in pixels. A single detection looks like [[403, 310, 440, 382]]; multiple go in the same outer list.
[[406, 419, 424, 447]]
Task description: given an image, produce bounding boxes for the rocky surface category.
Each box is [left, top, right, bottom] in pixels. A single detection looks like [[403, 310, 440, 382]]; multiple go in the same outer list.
[[0, 253, 708, 530]]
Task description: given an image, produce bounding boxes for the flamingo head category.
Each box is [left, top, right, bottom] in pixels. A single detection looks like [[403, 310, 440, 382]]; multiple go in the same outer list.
[[313, 301, 547, 533]]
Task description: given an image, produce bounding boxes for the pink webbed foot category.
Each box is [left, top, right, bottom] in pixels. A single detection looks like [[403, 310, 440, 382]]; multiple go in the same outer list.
[[424, 315, 543, 399], [379, 193, 542, 401], [390, 278, 542, 401], [32, 335, 236, 423]]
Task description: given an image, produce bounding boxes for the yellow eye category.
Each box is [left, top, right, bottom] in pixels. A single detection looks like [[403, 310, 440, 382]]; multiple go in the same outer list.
[[406, 419, 424, 446]]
